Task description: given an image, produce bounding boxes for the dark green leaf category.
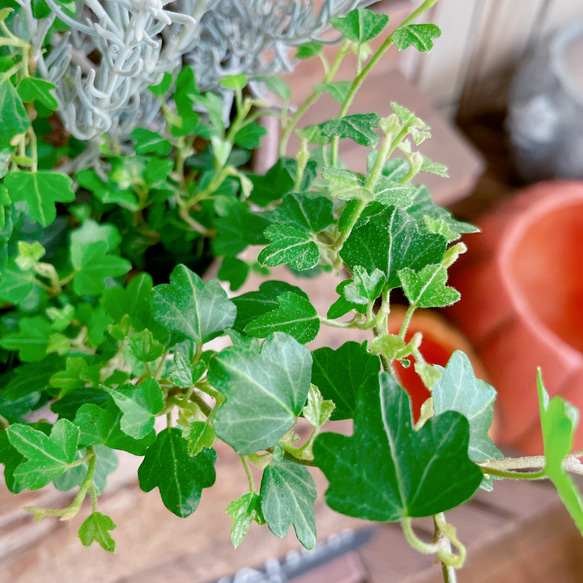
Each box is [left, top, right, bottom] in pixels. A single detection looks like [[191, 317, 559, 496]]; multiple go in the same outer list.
[[212, 203, 271, 256], [78, 512, 117, 552], [2, 171, 75, 227], [261, 457, 317, 549], [138, 428, 216, 517], [331, 7, 389, 43], [234, 122, 267, 150], [7, 418, 80, 489], [217, 256, 249, 292], [0, 316, 52, 362], [248, 158, 301, 207], [0, 79, 29, 148], [327, 279, 367, 320], [128, 329, 164, 362], [131, 128, 172, 156], [50, 356, 101, 396], [245, 291, 320, 344], [393, 24, 442, 52], [272, 192, 334, 233], [312, 341, 380, 420], [101, 272, 154, 331], [209, 332, 312, 454], [151, 264, 236, 345], [314, 373, 483, 520], [319, 113, 380, 147]]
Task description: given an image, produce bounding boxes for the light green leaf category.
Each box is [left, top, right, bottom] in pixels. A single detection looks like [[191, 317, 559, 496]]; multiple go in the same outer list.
[[0, 316, 52, 362], [234, 122, 267, 150], [226, 492, 265, 548], [15, 241, 45, 270], [420, 155, 449, 177], [256, 76, 291, 100], [398, 264, 460, 308], [78, 512, 117, 553], [314, 81, 353, 104], [295, 41, 323, 59], [219, 74, 248, 91], [374, 177, 417, 207], [106, 378, 165, 440], [128, 329, 164, 362], [245, 291, 320, 344], [393, 24, 442, 52], [432, 351, 502, 462], [182, 422, 216, 456], [321, 167, 373, 202], [130, 127, 172, 156], [138, 427, 216, 517], [302, 384, 335, 428], [50, 356, 101, 396], [343, 266, 386, 305], [538, 371, 583, 535], [0, 79, 30, 148], [17, 78, 58, 110], [151, 264, 237, 345], [258, 224, 319, 271], [261, 457, 317, 550], [209, 332, 312, 455], [2, 171, 75, 227], [314, 373, 483, 520], [7, 419, 80, 489], [330, 7, 389, 43]]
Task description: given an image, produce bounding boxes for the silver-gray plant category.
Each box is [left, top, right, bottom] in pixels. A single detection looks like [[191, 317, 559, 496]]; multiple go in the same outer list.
[[10, 0, 376, 142]]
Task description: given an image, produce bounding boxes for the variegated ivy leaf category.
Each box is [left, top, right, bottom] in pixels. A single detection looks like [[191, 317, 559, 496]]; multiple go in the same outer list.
[[258, 224, 319, 271], [321, 167, 373, 201], [319, 113, 380, 147], [398, 264, 460, 308]]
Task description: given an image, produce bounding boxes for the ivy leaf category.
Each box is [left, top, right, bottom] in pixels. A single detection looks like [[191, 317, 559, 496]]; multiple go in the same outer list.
[[0, 430, 25, 493], [138, 428, 217, 517], [0, 262, 37, 307], [128, 329, 164, 362], [0, 316, 52, 362], [302, 384, 335, 428], [217, 256, 249, 292], [182, 422, 216, 456], [50, 356, 101, 396], [374, 177, 417, 207], [130, 127, 172, 156], [311, 341, 381, 420], [331, 7, 389, 43], [327, 279, 367, 320], [151, 264, 236, 345], [0, 79, 30, 148], [105, 378, 165, 440], [212, 203, 271, 256], [314, 373, 483, 521], [398, 264, 460, 308], [393, 24, 442, 52], [341, 205, 447, 289], [78, 512, 117, 553], [209, 332, 312, 455], [272, 192, 334, 234], [101, 272, 153, 332], [314, 81, 352, 105], [432, 351, 503, 463], [245, 291, 320, 344], [2, 171, 75, 227], [420, 155, 449, 177], [72, 242, 131, 296], [17, 78, 58, 110], [232, 281, 307, 332], [258, 224, 319, 271], [226, 492, 265, 548], [256, 75, 291, 101], [538, 371, 583, 535], [296, 41, 323, 59], [321, 167, 372, 202], [319, 113, 380, 147], [234, 122, 267, 150], [7, 419, 80, 489], [247, 158, 298, 207], [260, 457, 317, 550], [343, 266, 386, 305]]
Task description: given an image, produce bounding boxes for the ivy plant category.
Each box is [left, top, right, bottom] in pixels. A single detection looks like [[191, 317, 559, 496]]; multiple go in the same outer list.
[[1, 2, 583, 582]]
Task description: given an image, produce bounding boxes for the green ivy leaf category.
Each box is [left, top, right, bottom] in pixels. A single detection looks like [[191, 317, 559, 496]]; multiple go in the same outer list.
[[78, 512, 117, 553], [398, 264, 460, 308], [0, 316, 52, 362], [76, 168, 139, 211], [17, 78, 58, 110], [2, 171, 75, 227], [182, 422, 216, 456], [209, 332, 312, 455], [433, 351, 503, 463], [151, 264, 236, 345], [70, 219, 122, 266], [315, 373, 483, 520], [232, 281, 307, 332], [311, 341, 381, 420], [258, 224, 319, 271], [0, 430, 25, 493], [343, 266, 386, 305], [341, 205, 447, 289], [7, 419, 80, 489], [219, 74, 248, 91], [130, 127, 172, 156], [149, 72, 172, 96], [128, 329, 164, 362], [327, 279, 367, 320], [296, 41, 323, 59], [256, 76, 291, 101], [374, 177, 417, 207], [245, 291, 320, 344], [331, 7, 389, 43], [314, 81, 353, 105], [272, 192, 335, 234], [321, 167, 372, 202], [50, 356, 101, 396], [393, 24, 442, 52], [420, 155, 449, 177], [319, 113, 380, 147], [217, 256, 249, 292], [538, 371, 583, 535], [226, 492, 265, 548], [0, 79, 30, 148], [302, 384, 335, 428], [106, 378, 165, 440], [138, 428, 217, 517], [248, 158, 307, 207], [72, 241, 131, 296], [212, 203, 271, 256], [260, 457, 317, 550], [234, 122, 268, 150]]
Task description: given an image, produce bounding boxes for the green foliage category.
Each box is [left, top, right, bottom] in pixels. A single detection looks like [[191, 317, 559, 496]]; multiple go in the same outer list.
[[78, 512, 117, 552], [393, 24, 442, 52]]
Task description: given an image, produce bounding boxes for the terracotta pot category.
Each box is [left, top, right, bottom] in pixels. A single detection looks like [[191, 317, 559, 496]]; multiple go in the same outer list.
[[388, 306, 490, 424], [446, 181, 583, 454]]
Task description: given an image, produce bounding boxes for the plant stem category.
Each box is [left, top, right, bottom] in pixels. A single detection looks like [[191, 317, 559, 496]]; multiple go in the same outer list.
[[241, 455, 256, 493]]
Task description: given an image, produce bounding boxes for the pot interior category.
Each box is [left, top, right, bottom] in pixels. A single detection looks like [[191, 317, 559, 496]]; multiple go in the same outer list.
[[509, 201, 583, 354]]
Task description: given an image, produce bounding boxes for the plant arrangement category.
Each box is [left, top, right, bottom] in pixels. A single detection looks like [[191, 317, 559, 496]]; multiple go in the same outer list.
[[1, 1, 583, 581]]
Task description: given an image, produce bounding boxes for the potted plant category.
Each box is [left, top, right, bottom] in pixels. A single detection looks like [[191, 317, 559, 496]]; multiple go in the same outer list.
[[1, 1, 583, 581]]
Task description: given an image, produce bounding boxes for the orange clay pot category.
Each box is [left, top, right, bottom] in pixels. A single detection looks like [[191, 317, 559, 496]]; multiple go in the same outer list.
[[388, 306, 491, 426], [445, 181, 583, 454]]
